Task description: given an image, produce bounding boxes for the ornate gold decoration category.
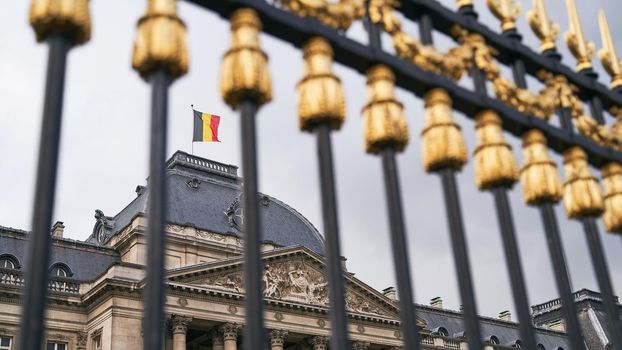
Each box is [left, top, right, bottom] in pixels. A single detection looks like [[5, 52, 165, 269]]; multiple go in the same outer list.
[[473, 110, 519, 190], [598, 10, 622, 90], [452, 28, 557, 120], [601, 162, 622, 233], [519, 129, 563, 205], [421, 88, 468, 172], [368, 0, 470, 81], [276, 0, 365, 30], [362, 65, 409, 154], [564, 0, 595, 72], [538, 71, 622, 151], [29, 0, 90, 46], [297, 37, 346, 131], [526, 0, 559, 53], [132, 0, 189, 80], [562, 146, 604, 219], [220, 8, 272, 109], [486, 0, 521, 32]]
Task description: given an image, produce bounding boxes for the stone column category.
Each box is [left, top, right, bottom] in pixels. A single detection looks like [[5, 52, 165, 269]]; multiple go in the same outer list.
[[352, 341, 370, 350], [308, 336, 329, 350], [211, 328, 224, 350], [220, 323, 240, 350], [268, 330, 288, 350], [171, 315, 192, 350]]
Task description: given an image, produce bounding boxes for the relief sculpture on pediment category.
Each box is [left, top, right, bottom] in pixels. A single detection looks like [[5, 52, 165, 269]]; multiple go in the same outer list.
[[198, 258, 389, 317]]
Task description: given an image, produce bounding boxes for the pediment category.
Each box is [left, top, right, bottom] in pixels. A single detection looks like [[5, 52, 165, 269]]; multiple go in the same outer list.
[[167, 246, 415, 322]]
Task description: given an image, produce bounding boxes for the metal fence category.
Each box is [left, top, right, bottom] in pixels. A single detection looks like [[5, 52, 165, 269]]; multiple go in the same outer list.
[[17, 0, 622, 349]]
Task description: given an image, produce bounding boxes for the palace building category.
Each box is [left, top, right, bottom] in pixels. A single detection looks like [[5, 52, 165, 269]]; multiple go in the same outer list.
[[0, 152, 618, 350]]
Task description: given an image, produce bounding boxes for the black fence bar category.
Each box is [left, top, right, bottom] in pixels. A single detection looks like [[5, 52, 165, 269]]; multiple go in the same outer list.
[[381, 149, 422, 350], [438, 169, 483, 350], [581, 217, 622, 348], [539, 203, 586, 350], [315, 124, 349, 350], [143, 69, 171, 350], [491, 188, 537, 350], [19, 35, 69, 350], [189, 0, 622, 167], [239, 99, 266, 350], [419, 13, 483, 350], [556, 107, 575, 133], [589, 95, 606, 124]]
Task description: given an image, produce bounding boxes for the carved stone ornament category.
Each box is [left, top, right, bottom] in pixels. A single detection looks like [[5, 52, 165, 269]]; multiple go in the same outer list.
[[356, 324, 365, 334], [177, 297, 188, 307], [309, 336, 329, 350], [76, 332, 88, 349], [269, 329, 288, 347], [274, 312, 284, 321], [228, 304, 238, 314], [317, 319, 326, 328], [220, 322, 240, 341], [171, 315, 192, 334], [352, 341, 370, 350], [197, 257, 390, 316]]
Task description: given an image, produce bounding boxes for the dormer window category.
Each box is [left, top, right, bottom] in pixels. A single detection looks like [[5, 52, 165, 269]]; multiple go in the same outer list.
[[514, 340, 523, 348], [49, 263, 72, 277], [489, 336, 500, 345], [0, 255, 19, 269], [537, 344, 546, 350]]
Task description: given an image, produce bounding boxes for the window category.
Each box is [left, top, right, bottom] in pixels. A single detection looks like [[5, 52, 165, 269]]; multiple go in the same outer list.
[[0, 255, 19, 269], [489, 336, 500, 345], [537, 344, 546, 350], [46, 342, 66, 350], [514, 340, 523, 348], [432, 327, 449, 337], [49, 263, 71, 277], [93, 335, 102, 350], [0, 336, 12, 350]]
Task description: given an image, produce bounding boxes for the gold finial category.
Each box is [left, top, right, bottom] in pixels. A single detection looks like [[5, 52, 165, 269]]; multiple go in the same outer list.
[[519, 129, 563, 205], [562, 147, 604, 219], [486, 0, 521, 32], [132, 0, 189, 80], [598, 10, 622, 89], [473, 110, 519, 190], [297, 37, 345, 131], [362, 65, 409, 154], [601, 162, 622, 233], [220, 8, 272, 109], [421, 88, 468, 172], [526, 0, 559, 53], [29, 0, 91, 45], [564, 0, 595, 72], [457, 0, 474, 9]]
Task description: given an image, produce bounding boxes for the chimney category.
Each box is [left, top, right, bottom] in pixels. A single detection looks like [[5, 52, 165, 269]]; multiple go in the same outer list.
[[383, 287, 397, 301], [499, 310, 512, 322], [430, 297, 444, 309], [51, 221, 65, 238], [548, 319, 566, 332]]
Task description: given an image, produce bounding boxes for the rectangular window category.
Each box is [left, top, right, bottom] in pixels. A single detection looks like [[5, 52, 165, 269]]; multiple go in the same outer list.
[[46, 342, 66, 350], [0, 336, 12, 350], [93, 336, 101, 350]]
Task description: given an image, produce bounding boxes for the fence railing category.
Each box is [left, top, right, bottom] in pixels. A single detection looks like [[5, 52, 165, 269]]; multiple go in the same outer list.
[[15, 0, 622, 349], [0, 268, 79, 295]]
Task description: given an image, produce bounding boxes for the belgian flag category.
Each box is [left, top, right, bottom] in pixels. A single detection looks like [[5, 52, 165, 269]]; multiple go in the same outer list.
[[193, 110, 221, 142]]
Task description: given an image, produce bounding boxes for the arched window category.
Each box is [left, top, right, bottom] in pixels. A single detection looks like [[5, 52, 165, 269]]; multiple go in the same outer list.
[[537, 344, 546, 350], [432, 327, 449, 337], [489, 336, 500, 345], [514, 340, 523, 348], [49, 263, 72, 277], [0, 255, 19, 269]]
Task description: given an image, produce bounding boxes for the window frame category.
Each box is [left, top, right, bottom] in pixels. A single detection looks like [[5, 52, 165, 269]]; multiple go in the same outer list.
[[0, 336, 12, 350], [46, 341, 67, 350]]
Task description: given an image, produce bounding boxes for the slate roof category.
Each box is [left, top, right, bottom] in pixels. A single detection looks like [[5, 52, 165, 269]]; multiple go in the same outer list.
[[417, 304, 570, 349], [0, 225, 119, 281], [88, 151, 325, 254]]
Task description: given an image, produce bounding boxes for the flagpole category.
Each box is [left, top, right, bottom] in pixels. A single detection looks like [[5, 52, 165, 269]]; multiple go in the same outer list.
[[191, 104, 194, 155]]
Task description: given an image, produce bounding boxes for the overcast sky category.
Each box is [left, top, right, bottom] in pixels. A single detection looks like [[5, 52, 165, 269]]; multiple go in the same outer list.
[[2, 0, 622, 320]]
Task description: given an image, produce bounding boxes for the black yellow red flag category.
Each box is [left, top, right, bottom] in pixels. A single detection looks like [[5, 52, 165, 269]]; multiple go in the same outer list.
[[193, 110, 221, 142]]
